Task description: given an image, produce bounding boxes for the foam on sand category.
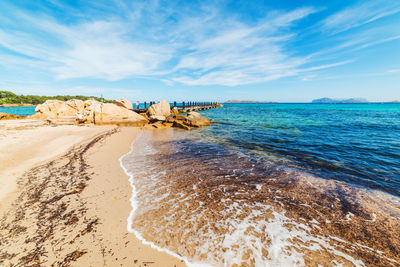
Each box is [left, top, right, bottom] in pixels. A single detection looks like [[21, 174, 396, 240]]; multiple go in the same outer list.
[[121, 129, 400, 266]]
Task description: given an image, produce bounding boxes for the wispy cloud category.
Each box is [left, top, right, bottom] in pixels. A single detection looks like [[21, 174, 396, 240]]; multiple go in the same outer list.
[[0, 3, 327, 86], [0, 0, 396, 88], [321, 0, 400, 34]]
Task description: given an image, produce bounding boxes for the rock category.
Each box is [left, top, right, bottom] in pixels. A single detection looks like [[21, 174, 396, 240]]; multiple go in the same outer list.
[[115, 99, 133, 109], [149, 115, 166, 122], [76, 113, 85, 123], [146, 100, 171, 117], [35, 99, 84, 120], [82, 99, 100, 124], [66, 99, 85, 114], [184, 111, 210, 127], [151, 121, 165, 128], [142, 121, 172, 129], [174, 115, 186, 120], [0, 112, 23, 120], [162, 122, 174, 128], [34, 98, 147, 126], [26, 113, 41, 120], [173, 120, 192, 130], [171, 106, 179, 115], [165, 116, 176, 123], [187, 111, 202, 118], [92, 103, 147, 126], [142, 124, 155, 130]]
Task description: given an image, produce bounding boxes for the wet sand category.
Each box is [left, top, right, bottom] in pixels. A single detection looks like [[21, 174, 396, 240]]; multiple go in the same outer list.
[[0, 123, 185, 266], [122, 129, 400, 266]]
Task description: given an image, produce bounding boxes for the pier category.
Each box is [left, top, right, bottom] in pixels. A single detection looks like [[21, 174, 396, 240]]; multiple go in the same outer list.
[[131, 101, 220, 113]]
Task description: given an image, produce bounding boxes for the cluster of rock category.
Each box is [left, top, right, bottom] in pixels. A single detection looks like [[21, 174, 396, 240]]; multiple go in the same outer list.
[[32, 99, 147, 126], [143, 100, 210, 130], [30, 99, 212, 130]]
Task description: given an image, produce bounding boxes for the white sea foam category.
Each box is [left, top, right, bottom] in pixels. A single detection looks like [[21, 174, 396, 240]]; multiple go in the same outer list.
[[119, 130, 400, 267], [119, 131, 213, 267]]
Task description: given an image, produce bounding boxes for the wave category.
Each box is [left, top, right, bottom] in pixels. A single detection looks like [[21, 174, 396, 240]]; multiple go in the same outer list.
[[120, 129, 400, 266], [119, 132, 208, 267]]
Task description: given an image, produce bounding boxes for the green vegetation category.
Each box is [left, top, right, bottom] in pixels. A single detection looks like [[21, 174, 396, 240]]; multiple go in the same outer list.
[[0, 91, 114, 105]]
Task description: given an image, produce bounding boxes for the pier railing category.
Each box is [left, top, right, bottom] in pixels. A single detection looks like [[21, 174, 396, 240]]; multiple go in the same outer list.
[[130, 101, 219, 113]]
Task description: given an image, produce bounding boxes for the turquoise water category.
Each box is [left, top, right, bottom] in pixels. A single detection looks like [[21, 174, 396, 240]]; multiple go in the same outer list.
[[199, 103, 400, 196], [0, 106, 36, 116]]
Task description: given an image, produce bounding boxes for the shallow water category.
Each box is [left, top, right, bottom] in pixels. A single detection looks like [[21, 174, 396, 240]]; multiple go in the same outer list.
[[0, 106, 36, 116], [122, 126, 400, 266], [199, 103, 400, 196]]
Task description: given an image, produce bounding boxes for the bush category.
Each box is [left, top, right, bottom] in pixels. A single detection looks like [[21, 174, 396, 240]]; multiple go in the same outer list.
[[0, 91, 114, 105]]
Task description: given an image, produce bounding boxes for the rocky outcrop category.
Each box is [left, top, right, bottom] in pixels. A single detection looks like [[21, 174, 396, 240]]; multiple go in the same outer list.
[[0, 112, 24, 120], [34, 99, 147, 126], [149, 115, 166, 122], [34, 99, 85, 120], [92, 103, 147, 126], [171, 106, 179, 115], [172, 120, 192, 130], [146, 100, 171, 117], [115, 99, 133, 109], [183, 112, 210, 127], [143, 111, 211, 130]]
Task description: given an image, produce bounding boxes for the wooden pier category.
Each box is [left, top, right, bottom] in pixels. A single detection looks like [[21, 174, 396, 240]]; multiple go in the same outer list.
[[130, 101, 220, 113]]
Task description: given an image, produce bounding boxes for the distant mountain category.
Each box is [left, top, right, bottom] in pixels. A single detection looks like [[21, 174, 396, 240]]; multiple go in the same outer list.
[[225, 100, 278, 103], [312, 97, 368, 104]]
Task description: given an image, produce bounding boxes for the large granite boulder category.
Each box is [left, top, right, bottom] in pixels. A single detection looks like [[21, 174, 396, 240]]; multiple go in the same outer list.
[[82, 99, 100, 124], [34, 98, 147, 125], [66, 99, 85, 113], [35, 99, 84, 120], [115, 99, 133, 109], [92, 103, 147, 125], [149, 115, 166, 122], [146, 100, 171, 117], [183, 111, 210, 127]]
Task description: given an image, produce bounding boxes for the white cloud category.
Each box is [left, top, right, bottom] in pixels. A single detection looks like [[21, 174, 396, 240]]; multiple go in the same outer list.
[[321, 0, 400, 34], [0, 2, 357, 87], [387, 69, 400, 73]]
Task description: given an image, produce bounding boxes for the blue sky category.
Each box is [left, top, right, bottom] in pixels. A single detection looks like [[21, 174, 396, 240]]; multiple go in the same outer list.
[[0, 0, 399, 102]]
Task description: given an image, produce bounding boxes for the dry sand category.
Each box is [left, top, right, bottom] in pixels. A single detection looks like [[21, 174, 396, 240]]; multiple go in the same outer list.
[[0, 124, 113, 212], [0, 122, 186, 266]]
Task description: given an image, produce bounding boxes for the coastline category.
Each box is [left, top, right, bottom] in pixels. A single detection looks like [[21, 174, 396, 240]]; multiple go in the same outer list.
[[0, 125, 185, 266], [121, 130, 204, 267]]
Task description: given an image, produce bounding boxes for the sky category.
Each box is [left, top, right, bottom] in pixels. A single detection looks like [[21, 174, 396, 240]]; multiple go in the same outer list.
[[0, 0, 399, 102]]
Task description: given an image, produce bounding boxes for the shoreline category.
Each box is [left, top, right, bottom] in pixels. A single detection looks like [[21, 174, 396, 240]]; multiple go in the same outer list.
[[0, 125, 185, 266], [121, 130, 200, 267]]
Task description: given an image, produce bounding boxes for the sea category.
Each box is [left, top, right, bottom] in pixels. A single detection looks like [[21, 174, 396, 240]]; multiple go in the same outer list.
[[0, 106, 36, 116], [121, 103, 400, 267], [5, 104, 400, 266]]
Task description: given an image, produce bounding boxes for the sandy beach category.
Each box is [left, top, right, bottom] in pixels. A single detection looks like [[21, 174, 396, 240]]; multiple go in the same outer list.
[[0, 122, 185, 266]]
